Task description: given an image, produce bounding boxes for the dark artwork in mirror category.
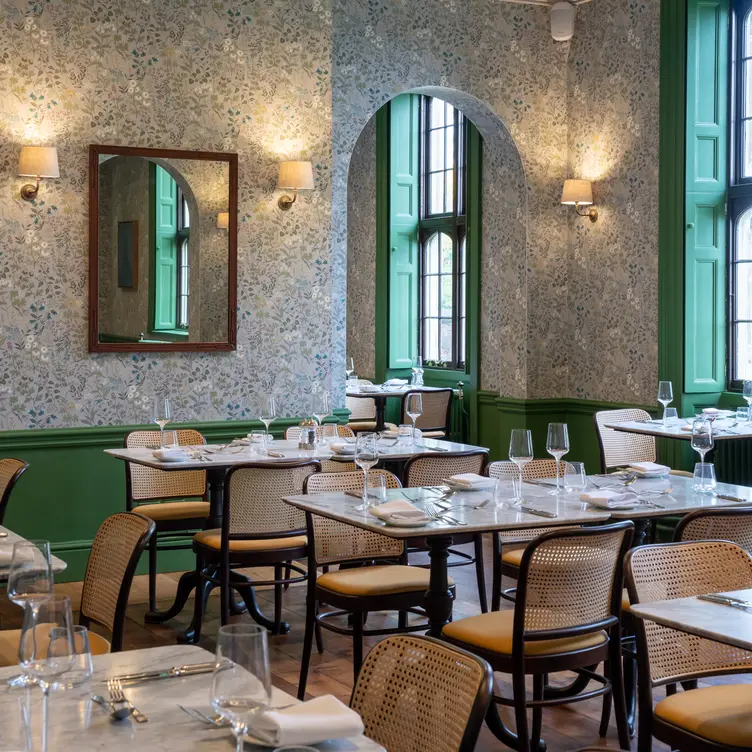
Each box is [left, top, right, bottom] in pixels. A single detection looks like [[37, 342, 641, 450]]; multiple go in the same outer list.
[[88, 145, 238, 352]]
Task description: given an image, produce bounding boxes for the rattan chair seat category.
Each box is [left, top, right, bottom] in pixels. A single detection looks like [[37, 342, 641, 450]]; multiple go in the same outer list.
[[501, 548, 523, 567], [317, 564, 450, 597], [443, 609, 608, 657], [135, 500, 210, 521], [654, 684, 752, 747], [0, 623, 111, 668], [194, 529, 307, 552]]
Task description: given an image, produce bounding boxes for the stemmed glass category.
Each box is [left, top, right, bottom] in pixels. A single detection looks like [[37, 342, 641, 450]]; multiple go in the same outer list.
[[259, 397, 277, 445], [346, 358, 355, 380], [657, 381, 674, 425], [152, 397, 171, 448], [312, 393, 330, 427], [211, 624, 271, 752], [354, 433, 379, 511], [691, 418, 714, 461], [744, 380, 752, 411], [546, 423, 570, 495], [509, 429, 533, 505], [406, 394, 423, 447]]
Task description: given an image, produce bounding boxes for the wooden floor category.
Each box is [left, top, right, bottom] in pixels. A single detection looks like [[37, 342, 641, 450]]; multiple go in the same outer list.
[[4, 537, 746, 751]]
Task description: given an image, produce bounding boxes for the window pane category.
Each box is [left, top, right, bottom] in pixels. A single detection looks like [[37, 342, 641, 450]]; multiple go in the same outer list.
[[440, 233, 453, 272], [745, 121, 752, 178], [737, 263, 752, 320], [444, 170, 454, 213], [424, 319, 439, 361], [444, 101, 455, 127], [459, 318, 465, 366], [445, 125, 455, 169], [737, 323, 752, 380], [745, 60, 752, 118], [745, 12, 752, 58], [426, 233, 440, 273], [430, 129, 445, 172], [440, 319, 453, 362], [425, 275, 439, 316], [738, 209, 752, 260], [441, 274, 453, 317], [183, 198, 190, 228], [430, 100, 445, 129], [430, 173, 444, 215]]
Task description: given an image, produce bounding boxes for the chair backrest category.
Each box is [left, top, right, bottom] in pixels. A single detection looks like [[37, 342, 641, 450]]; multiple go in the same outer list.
[[124, 429, 206, 504], [224, 461, 320, 537], [625, 540, 752, 686], [0, 458, 29, 525], [675, 508, 752, 552], [347, 394, 377, 422], [593, 409, 655, 472], [401, 389, 453, 432], [284, 425, 355, 441], [304, 470, 404, 564], [80, 512, 155, 651], [487, 459, 572, 481], [350, 635, 493, 752], [403, 451, 488, 488], [516, 522, 633, 637], [318, 458, 358, 473]]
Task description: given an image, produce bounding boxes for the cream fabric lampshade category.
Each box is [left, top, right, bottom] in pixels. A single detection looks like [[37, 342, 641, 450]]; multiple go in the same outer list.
[[18, 146, 60, 178], [561, 179, 593, 206], [277, 161, 314, 190], [216, 212, 229, 229]]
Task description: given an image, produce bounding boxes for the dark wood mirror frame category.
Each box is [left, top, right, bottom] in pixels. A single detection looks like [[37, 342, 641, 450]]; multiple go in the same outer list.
[[88, 144, 238, 353]]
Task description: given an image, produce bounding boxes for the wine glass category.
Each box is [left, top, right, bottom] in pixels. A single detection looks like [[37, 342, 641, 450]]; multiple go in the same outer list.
[[211, 624, 271, 752], [18, 596, 75, 696], [345, 358, 355, 380], [691, 418, 714, 461], [354, 433, 379, 511], [259, 397, 277, 442], [657, 381, 674, 424], [405, 393, 423, 447], [312, 393, 330, 427], [744, 380, 752, 411], [152, 397, 171, 448], [546, 423, 570, 495], [509, 429, 533, 504]]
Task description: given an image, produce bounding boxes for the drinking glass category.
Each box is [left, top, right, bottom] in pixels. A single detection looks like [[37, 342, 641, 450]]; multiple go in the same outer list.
[[347, 374, 359, 392], [259, 397, 277, 441], [546, 423, 570, 495], [657, 381, 674, 424], [744, 380, 752, 410], [396, 424, 412, 445], [411, 356, 424, 387], [50, 625, 93, 689], [509, 429, 533, 504], [345, 358, 355, 380], [211, 624, 272, 752], [311, 393, 330, 426], [663, 407, 679, 424], [354, 433, 379, 511], [691, 418, 714, 461], [152, 397, 171, 448], [320, 423, 338, 445], [563, 462, 587, 494], [737, 407, 750, 424], [366, 473, 387, 505], [248, 430, 267, 455], [18, 596, 75, 696], [693, 462, 717, 494], [406, 394, 423, 446]]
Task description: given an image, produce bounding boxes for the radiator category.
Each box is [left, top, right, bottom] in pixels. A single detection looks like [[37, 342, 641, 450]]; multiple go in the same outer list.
[[449, 382, 468, 443], [715, 439, 752, 485]]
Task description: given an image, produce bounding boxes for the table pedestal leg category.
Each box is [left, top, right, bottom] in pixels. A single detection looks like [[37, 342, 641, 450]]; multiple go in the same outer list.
[[374, 398, 387, 433], [425, 535, 454, 638]]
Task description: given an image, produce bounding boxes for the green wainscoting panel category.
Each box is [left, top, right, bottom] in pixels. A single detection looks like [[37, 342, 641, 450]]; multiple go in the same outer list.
[[0, 411, 349, 583]]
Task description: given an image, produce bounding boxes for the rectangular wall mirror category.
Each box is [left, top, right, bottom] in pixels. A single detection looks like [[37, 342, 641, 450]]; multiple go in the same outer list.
[[88, 144, 238, 352]]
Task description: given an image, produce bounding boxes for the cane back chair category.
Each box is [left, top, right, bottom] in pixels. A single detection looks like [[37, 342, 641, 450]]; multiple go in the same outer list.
[[298, 469, 453, 699], [284, 425, 358, 472], [626, 540, 752, 752], [351, 635, 493, 752], [594, 408, 656, 473], [399, 389, 453, 438], [124, 429, 209, 614], [443, 522, 635, 752], [347, 380, 379, 432], [0, 458, 29, 525], [675, 507, 752, 552]]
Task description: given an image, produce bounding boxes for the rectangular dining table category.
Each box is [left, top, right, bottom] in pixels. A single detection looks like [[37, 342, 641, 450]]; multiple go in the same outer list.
[[0, 524, 67, 582], [604, 419, 752, 441], [0, 644, 385, 751], [345, 384, 445, 432]]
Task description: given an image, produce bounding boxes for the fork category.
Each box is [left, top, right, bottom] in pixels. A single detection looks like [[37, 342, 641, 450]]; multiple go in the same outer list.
[[423, 502, 467, 526], [107, 678, 148, 723]]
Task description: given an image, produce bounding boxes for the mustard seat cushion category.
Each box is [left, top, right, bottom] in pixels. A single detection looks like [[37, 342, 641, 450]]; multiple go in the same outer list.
[[443, 609, 608, 656], [655, 684, 752, 747], [0, 626, 111, 668], [501, 548, 524, 567], [136, 501, 210, 521], [194, 529, 307, 552], [318, 565, 453, 597], [621, 589, 630, 613]]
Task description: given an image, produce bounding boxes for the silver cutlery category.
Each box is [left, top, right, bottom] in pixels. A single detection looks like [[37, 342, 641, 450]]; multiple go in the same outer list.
[[0, 532, 8, 538], [516, 505, 558, 519], [107, 678, 148, 723], [108, 661, 215, 685], [698, 593, 752, 610], [716, 494, 752, 504], [90, 694, 133, 721], [423, 502, 467, 526], [178, 705, 228, 727]]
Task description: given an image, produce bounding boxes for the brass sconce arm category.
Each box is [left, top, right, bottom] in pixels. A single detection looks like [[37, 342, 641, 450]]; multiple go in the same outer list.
[[575, 202, 599, 223], [277, 189, 298, 211], [20, 175, 42, 201]]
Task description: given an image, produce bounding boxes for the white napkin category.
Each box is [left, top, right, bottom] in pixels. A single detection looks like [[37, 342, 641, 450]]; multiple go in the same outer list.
[[360, 385, 381, 393], [253, 695, 364, 747], [330, 442, 356, 454], [384, 378, 408, 386], [369, 499, 430, 523], [448, 473, 495, 490], [580, 489, 636, 509], [152, 448, 191, 461], [628, 462, 670, 475]]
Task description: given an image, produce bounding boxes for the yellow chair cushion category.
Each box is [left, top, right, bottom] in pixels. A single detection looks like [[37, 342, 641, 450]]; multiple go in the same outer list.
[[135, 501, 210, 521], [501, 548, 524, 567], [194, 529, 307, 552], [655, 684, 752, 747], [442, 609, 607, 656], [622, 589, 630, 613], [0, 626, 111, 668], [318, 565, 453, 597]]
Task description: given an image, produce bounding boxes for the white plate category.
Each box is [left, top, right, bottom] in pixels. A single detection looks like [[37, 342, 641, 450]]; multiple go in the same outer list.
[[442, 478, 494, 492], [152, 453, 192, 463], [375, 516, 431, 528], [628, 469, 670, 479], [330, 444, 356, 455]]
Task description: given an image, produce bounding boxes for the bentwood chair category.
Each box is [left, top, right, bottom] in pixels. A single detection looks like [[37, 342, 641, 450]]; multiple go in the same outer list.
[[400, 388, 453, 437], [0, 512, 155, 664], [351, 635, 493, 752], [284, 424, 355, 441], [443, 522, 634, 752], [191, 461, 319, 641], [0, 458, 29, 525], [124, 429, 209, 614], [626, 540, 752, 752], [284, 425, 357, 472], [594, 408, 656, 472], [347, 380, 379, 432], [403, 451, 489, 611], [298, 470, 451, 698], [675, 507, 752, 551]]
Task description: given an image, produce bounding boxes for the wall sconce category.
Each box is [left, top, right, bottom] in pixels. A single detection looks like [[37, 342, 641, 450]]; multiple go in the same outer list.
[[277, 160, 314, 210], [561, 179, 598, 223], [17, 146, 60, 201], [216, 212, 229, 230]]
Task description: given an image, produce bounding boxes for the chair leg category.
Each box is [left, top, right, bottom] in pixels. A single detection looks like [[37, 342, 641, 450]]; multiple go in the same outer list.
[[609, 629, 632, 750], [352, 612, 364, 686], [148, 535, 158, 613], [220, 559, 230, 627], [283, 561, 292, 591], [190, 555, 209, 644], [298, 594, 317, 701], [273, 564, 283, 635], [398, 610, 408, 629], [599, 664, 612, 738], [491, 533, 502, 612], [622, 634, 637, 735], [473, 534, 488, 613], [531, 674, 544, 751], [512, 667, 530, 752]]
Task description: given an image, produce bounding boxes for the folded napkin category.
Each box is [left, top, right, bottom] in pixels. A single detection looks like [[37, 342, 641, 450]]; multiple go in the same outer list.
[[360, 385, 380, 393], [369, 499, 430, 524], [152, 448, 191, 461], [330, 442, 356, 454], [384, 378, 408, 386], [580, 489, 636, 509], [702, 408, 732, 415], [254, 695, 364, 747], [448, 473, 495, 490], [628, 462, 670, 475]]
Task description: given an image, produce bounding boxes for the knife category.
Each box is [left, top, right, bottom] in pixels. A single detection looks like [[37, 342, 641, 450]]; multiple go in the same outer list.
[[716, 494, 752, 504], [517, 506, 558, 518], [108, 662, 215, 685], [698, 594, 752, 610]]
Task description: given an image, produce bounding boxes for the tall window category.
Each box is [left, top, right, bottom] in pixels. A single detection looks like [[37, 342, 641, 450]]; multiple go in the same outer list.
[[177, 192, 190, 329], [419, 97, 467, 369]]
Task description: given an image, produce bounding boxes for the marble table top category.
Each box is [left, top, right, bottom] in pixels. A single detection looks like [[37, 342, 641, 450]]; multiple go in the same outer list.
[[105, 438, 488, 471], [605, 419, 752, 441], [629, 588, 752, 652], [0, 645, 384, 751], [345, 385, 444, 399], [0, 525, 67, 583]]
